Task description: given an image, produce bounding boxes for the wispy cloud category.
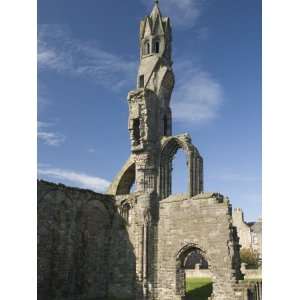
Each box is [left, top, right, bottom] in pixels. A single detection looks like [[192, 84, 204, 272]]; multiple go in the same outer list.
[[38, 81, 51, 112], [38, 121, 65, 146], [38, 166, 110, 192], [88, 148, 96, 153], [142, 0, 203, 28], [172, 60, 223, 124], [38, 25, 137, 90]]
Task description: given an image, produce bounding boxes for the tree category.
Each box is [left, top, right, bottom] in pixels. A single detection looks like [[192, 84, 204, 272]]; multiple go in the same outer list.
[[240, 248, 260, 269]]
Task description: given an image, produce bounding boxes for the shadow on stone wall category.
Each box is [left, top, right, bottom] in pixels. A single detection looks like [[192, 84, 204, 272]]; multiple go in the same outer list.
[[185, 282, 213, 300], [37, 180, 136, 300]]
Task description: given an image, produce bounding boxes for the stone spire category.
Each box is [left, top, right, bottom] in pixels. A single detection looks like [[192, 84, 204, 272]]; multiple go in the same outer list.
[[125, 1, 175, 194], [128, 1, 174, 151], [150, 0, 161, 20]]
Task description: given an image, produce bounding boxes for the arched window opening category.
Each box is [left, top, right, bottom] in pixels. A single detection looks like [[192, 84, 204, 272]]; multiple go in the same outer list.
[[155, 40, 160, 53], [160, 136, 203, 199], [176, 245, 213, 299], [144, 41, 150, 55], [133, 118, 141, 145], [184, 249, 209, 270], [171, 150, 188, 195], [163, 115, 168, 136], [120, 203, 131, 224]]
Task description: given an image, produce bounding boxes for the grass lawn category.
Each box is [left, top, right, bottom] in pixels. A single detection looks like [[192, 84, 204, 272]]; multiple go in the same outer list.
[[185, 277, 213, 300]]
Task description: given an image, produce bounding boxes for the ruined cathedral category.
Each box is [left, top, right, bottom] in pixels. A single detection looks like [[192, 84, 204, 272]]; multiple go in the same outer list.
[[38, 3, 261, 300]]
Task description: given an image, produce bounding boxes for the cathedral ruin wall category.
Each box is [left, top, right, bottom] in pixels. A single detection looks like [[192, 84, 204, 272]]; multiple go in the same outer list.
[[38, 180, 121, 300], [156, 193, 240, 300]]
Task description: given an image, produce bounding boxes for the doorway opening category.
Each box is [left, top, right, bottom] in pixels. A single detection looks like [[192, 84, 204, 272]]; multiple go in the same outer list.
[[176, 245, 213, 300]]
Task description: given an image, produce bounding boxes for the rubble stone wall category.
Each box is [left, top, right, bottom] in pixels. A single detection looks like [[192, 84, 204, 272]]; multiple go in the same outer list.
[[156, 193, 239, 300], [37, 180, 117, 300], [38, 181, 247, 300]]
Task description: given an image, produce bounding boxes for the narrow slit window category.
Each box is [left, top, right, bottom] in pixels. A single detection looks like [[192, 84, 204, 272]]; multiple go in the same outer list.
[[133, 118, 141, 144], [139, 75, 144, 88], [155, 41, 160, 53]]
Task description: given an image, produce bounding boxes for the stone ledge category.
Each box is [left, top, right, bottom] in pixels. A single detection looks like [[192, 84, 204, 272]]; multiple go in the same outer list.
[[160, 192, 227, 205]]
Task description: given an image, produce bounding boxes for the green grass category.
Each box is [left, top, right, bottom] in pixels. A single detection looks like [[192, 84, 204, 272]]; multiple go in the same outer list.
[[185, 277, 213, 300]]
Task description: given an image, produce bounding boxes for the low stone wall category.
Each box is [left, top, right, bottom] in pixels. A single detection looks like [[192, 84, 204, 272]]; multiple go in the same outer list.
[[185, 269, 212, 278], [243, 269, 262, 280], [241, 263, 262, 280]]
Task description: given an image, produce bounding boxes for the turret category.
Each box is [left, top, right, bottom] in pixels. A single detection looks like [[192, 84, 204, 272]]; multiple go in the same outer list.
[[128, 2, 175, 155], [139, 1, 172, 67]]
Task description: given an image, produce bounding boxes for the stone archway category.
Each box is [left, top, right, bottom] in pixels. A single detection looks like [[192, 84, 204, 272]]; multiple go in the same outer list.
[[107, 158, 135, 195], [159, 134, 203, 199], [175, 243, 213, 299], [184, 249, 209, 270]]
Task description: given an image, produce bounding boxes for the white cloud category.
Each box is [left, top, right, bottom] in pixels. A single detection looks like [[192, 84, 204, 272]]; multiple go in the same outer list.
[[38, 131, 65, 146], [172, 61, 223, 124], [38, 25, 137, 90], [37, 47, 66, 72], [38, 121, 65, 146], [38, 166, 110, 192], [37, 121, 52, 129], [142, 0, 202, 28]]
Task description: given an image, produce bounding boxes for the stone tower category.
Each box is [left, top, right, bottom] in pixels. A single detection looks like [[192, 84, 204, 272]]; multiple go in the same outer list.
[[128, 1, 175, 195], [136, 0, 174, 137], [107, 2, 242, 300], [37, 3, 260, 300], [108, 1, 203, 201], [124, 3, 178, 298]]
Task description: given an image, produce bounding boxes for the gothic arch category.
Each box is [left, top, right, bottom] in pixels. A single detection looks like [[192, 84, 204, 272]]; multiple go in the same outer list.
[[107, 158, 135, 195], [175, 243, 212, 297], [144, 40, 150, 55], [159, 135, 203, 199], [175, 243, 211, 268]]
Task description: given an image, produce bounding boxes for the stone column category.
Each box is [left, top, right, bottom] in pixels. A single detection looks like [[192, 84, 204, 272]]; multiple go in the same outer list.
[[135, 192, 159, 300]]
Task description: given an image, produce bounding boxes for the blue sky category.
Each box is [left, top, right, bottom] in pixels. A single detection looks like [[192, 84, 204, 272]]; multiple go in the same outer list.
[[37, 0, 261, 221]]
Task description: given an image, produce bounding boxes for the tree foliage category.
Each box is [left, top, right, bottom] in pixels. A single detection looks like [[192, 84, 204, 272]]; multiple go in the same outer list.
[[240, 248, 260, 269]]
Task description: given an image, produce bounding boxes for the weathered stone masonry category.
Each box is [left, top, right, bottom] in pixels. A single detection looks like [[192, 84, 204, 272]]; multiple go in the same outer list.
[[38, 180, 144, 300], [105, 3, 243, 299], [38, 2, 261, 300], [38, 180, 117, 300]]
